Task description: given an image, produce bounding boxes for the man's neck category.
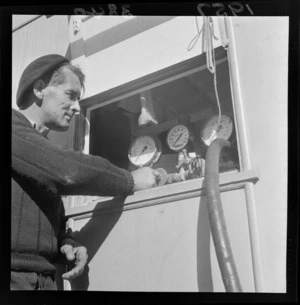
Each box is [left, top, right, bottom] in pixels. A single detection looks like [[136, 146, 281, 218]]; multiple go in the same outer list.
[[31, 120, 50, 137], [19, 107, 50, 137]]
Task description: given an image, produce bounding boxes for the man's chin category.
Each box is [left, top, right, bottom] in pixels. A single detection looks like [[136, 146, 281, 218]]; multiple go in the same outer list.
[[59, 125, 69, 132], [54, 124, 70, 132], [46, 120, 70, 132]]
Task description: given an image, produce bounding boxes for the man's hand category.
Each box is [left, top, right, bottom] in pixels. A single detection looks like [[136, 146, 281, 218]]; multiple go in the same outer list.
[[131, 167, 161, 192], [60, 244, 88, 281]]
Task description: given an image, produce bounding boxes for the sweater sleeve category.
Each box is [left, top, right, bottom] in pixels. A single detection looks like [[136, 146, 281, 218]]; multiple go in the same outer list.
[[12, 109, 134, 196]]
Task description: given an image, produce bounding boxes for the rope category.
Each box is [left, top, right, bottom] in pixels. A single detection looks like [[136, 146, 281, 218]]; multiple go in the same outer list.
[[188, 17, 226, 144], [188, 16, 203, 51], [204, 17, 222, 128]]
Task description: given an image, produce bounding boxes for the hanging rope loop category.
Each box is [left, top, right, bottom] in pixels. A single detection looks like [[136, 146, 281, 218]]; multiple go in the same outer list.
[[202, 17, 222, 126], [204, 17, 218, 74], [189, 17, 222, 127]]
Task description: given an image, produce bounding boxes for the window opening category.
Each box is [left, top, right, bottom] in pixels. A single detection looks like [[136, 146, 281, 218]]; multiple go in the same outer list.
[[89, 56, 239, 187]]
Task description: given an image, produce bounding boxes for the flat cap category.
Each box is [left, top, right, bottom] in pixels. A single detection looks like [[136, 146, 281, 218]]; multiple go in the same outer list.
[[16, 54, 69, 109]]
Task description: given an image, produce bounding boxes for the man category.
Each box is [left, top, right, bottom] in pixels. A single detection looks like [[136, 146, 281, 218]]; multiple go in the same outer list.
[[11, 54, 160, 290]]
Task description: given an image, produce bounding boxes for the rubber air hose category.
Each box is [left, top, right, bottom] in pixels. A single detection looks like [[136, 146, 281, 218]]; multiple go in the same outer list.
[[204, 138, 243, 292]]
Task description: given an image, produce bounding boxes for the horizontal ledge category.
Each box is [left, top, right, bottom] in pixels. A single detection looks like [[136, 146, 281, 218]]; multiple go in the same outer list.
[[70, 16, 176, 59], [65, 169, 259, 220]]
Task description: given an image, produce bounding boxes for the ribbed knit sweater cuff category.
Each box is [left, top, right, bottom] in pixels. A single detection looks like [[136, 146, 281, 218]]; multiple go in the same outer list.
[[124, 170, 134, 194]]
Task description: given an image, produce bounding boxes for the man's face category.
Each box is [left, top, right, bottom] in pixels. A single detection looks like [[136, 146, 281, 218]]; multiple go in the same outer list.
[[40, 68, 82, 131]]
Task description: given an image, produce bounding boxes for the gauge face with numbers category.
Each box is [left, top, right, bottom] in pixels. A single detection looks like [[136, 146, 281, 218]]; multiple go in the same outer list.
[[128, 135, 160, 167], [167, 124, 190, 151], [201, 114, 234, 146]]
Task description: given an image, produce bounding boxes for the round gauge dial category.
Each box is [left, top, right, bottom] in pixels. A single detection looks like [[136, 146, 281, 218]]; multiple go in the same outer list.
[[167, 124, 190, 151], [128, 135, 161, 167], [201, 114, 234, 146]]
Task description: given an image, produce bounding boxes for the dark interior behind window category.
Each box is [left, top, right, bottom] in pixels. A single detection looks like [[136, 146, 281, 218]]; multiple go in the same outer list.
[[89, 58, 240, 185]]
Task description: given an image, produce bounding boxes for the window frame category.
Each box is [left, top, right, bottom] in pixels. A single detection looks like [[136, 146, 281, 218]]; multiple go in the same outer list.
[[67, 45, 258, 210]]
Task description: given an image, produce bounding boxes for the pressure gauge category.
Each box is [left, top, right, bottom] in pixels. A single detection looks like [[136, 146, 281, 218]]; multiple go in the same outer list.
[[201, 113, 234, 146], [167, 124, 190, 151], [128, 135, 161, 167]]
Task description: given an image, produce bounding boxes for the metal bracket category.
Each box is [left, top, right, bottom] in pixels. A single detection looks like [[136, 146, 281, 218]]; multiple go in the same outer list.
[[73, 16, 82, 34]]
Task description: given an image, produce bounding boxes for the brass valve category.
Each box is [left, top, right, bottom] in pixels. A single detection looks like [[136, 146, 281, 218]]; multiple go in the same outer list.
[[154, 150, 204, 187], [175, 149, 203, 179]]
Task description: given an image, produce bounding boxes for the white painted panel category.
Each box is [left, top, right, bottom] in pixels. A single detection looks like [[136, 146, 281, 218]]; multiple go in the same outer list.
[[232, 17, 288, 292], [68, 188, 253, 292], [84, 16, 222, 97], [70, 197, 211, 291]]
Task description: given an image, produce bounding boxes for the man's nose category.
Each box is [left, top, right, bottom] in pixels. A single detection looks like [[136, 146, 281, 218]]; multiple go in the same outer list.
[[71, 100, 81, 114]]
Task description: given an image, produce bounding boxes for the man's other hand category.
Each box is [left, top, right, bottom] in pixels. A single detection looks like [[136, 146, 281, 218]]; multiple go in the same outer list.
[[131, 167, 161, 192], [60, 244, 88, 281]]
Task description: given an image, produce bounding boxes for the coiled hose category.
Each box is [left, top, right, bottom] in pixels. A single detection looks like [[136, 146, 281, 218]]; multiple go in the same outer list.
[[204, 138, 243, 292]]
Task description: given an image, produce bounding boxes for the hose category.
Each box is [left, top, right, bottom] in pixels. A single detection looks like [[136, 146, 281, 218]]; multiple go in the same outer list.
[[204, 138, 243, 292]]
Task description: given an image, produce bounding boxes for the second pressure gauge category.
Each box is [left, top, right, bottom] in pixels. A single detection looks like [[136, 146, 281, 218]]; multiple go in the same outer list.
[[201, 113, 234, 146], [167, 124, 190, 151], [128, 135, 161, 167]]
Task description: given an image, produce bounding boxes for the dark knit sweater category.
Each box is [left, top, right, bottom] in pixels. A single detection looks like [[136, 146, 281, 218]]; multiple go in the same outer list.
[[12, 109, 134, 275]]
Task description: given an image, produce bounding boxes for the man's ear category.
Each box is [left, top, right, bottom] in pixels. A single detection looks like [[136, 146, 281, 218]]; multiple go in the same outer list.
[[33, 79, 46, 100]]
